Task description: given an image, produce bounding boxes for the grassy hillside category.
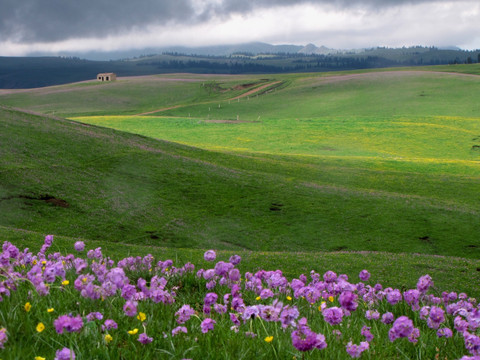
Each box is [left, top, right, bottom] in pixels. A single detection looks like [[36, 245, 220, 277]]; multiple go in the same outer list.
[[0, 66, 479, 297], [1, 104, 477, 257], [1, 67, 479, 254]]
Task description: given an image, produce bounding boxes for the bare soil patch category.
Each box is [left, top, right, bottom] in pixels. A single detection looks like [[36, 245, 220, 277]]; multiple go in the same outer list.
[[229, 81, 282, 100]]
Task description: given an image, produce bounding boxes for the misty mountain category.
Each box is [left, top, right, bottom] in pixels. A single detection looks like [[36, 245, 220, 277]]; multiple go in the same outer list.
[[1, 44, 479, 89]]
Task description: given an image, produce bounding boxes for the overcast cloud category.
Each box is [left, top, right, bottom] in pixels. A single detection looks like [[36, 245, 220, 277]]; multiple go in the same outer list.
[[1, 0, 479, 56]]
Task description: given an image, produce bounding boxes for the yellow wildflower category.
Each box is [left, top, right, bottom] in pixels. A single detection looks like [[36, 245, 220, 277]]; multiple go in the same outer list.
[[35, 357, 46, 360], [24, 302, 31, 312], [47, 308, 54, 313], [256, 296, 261, 301], [137, 312, 146, 322], [61, 280, 70, 286], [328, 296, 334, 302], [128, 328, 138, 335], [104, 334, 113, 343], [36, 323, 45, 333], [41, 260, 46, 265], [265, 336, 274, 343], [286, 296, 292, 301]]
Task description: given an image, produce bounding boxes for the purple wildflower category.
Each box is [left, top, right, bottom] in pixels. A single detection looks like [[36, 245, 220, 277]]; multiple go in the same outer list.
[[346, 341, 369, 358], [404, 289, 421, 310], [315, 333, 328, 350], [204, 250, 216, 262], [260, 288, 274, 299], [408, 327, 420, 343], [214, 303, 227, 314], [86, 312, 103, 322], [361, 326, 374, 342], [417, 274, 433, 293], [206, 280, 216, 290], [55, 348, 75, 360], [204, 292, 218, 306], [229, 254, 241, 265], [172, 326, 188, 336], [323, 307, 343, 325], [291, 322, 319, 352], [359, 270, 370, 282], [243, 305, 260, 321], [388, 316, 415, 342], [386, 289, 402, 305], [54, 314, 83, 334], [102, 319, 118, 331], [464, 332, 480, 356], [382, 312, 395, 324], [280, 305, 299, 329], [427, 306, 445, 329], [230, 313, 241, 326], [175, 304, 195, 324], [365, 310, 380, 320], [437, 328, 453, 338], [228, 268, 241, 282], [455, 316, 469, 332], [123, 300, 138, 317], [323, 271, 337, 283], [138, 332, 153, 344], [214, 261, 233, 277], [0, 328, 7, 349], [200, 318, 216, 333], [339, 291, 358, 312], [74, 241, 85, 252]]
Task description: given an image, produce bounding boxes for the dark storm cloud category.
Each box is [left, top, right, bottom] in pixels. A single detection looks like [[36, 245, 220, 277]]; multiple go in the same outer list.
[[0, 0, 458, 43], [0, 0, 195, 42]]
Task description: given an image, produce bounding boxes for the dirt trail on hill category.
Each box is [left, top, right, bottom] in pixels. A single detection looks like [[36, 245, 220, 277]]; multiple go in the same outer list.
[[228, 81, 282, 100], [134, 81, 282, 116]]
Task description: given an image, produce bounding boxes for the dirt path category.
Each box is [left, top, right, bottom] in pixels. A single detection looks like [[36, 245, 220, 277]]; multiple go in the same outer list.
[[134, 81, 282, 116], [228, 81, 282, 100]]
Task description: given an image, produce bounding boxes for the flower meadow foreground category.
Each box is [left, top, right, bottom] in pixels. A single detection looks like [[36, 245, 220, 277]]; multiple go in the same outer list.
[[0, 237, 480, 359]]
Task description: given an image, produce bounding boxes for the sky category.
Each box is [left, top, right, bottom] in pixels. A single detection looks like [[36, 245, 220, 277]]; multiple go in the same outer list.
[[1, 0, 479, 57]]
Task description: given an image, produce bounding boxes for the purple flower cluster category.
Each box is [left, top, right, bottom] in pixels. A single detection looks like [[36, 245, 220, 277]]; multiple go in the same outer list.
[[54, 314, 84, 334], [346, 341, 369, 358], [138, 332, 153, 344], [388, 316, 420, 343], [0, 328, 7, 349], [291, 318, 327, 352], [2, 237, 480, 359], [54, 348, 75, 360], [200, 318, 216, 333]]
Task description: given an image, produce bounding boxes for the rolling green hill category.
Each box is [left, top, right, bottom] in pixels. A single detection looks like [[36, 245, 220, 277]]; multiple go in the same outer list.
[[0, 66, 479, 295]]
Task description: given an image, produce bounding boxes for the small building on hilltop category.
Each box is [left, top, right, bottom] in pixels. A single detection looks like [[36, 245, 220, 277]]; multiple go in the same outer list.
[[97, 73, 117, 82]]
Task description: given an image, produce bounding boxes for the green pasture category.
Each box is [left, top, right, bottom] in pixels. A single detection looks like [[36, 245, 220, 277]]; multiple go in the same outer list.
[[0, 65, 479, 296], [72, 114, 479, 166]]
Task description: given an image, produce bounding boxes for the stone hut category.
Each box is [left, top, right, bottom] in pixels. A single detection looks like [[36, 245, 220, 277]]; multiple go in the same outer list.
[[97, 73, 117, 82]]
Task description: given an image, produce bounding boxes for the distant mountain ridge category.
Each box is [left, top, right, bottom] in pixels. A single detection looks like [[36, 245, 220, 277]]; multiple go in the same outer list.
[[1, 43, 479, 88], [27, 41, 470, 61]]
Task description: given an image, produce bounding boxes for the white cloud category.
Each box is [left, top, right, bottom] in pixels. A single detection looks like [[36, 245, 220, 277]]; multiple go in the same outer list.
[[1, 0, 479, 56]]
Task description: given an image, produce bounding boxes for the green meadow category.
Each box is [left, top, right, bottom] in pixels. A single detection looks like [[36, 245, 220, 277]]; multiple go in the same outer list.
[[0, 65, 479, 296]]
